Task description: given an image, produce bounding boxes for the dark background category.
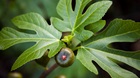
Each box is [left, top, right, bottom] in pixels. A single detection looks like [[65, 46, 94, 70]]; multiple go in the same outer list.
[[0, 0, 140, 78]]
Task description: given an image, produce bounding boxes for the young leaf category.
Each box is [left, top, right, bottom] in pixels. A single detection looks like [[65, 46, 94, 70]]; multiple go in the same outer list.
[[52, 0, 112, 41], [0, 13, 64, 70], [77, 19, 140, 78]]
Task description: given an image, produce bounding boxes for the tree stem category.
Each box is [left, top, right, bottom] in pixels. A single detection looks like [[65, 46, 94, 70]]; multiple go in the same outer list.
[[39, 63, 58, 78]]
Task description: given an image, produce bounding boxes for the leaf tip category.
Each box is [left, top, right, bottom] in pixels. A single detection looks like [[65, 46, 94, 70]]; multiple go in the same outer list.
[[48, 54, 52, 58], [102, 0, 113, 7], [11, 65, 16, 71], [0, 45, 3, 50], [0, 44, 6, 50], [48, 51, 55, 58]]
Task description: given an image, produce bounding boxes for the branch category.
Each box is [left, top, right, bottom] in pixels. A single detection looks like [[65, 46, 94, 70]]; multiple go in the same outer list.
[[39, 63, 58, 78]]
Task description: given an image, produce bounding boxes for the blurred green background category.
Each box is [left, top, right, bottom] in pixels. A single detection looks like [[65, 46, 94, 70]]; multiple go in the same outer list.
[[0, 0, 140, 78]]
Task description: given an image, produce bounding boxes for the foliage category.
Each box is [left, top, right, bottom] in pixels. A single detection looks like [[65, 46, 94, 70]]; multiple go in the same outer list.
[[0, 13, 65, 70], [0, 0, 140, 78], [77, 19, 140, 78]]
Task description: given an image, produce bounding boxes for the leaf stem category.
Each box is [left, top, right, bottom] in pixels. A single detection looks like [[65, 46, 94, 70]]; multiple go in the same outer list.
[[39, 63, 58, 78]]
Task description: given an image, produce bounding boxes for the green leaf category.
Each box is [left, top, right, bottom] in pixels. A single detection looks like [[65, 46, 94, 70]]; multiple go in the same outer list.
[[77, 19, 140, 78], [52, 0, 112, 41], [12, 41, 64, 70], [85, 20, 106, 33], [0, 13, 64, 70], [77, 47, 98, 75]]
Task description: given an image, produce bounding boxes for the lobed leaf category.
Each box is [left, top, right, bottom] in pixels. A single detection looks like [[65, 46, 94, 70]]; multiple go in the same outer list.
[[77, 47, 98, 75], [0, 13, 65, 70], [11, 40, 64, 70], [77, 19, 140, 78], [77, 47, 139, 78], [52, 0, 112, 41], [85, 20, 106, 33]]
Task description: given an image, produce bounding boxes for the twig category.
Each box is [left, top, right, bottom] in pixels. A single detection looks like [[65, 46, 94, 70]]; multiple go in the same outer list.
[[39, 63, 58, 78]]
